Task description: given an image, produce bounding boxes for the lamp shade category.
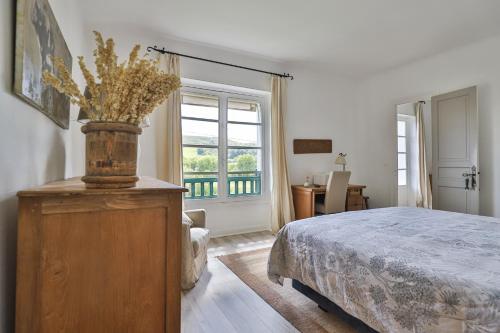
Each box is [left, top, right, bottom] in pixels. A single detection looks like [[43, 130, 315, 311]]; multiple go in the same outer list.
[[335, 154, 346, 165]]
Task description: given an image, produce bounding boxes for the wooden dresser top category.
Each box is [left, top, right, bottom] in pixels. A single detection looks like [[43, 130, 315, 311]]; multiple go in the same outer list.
[[18, 177, 187, 197]]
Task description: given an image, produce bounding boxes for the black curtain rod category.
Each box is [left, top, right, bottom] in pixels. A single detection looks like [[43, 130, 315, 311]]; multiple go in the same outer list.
[[147, 45, 294, 80]]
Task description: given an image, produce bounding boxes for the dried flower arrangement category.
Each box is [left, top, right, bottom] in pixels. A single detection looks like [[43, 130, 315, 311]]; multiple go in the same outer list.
[[43, 31, 181, 125]]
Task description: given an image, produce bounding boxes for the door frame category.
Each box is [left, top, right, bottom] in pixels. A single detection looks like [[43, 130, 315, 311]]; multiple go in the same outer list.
[[394, 98, 428, 207]]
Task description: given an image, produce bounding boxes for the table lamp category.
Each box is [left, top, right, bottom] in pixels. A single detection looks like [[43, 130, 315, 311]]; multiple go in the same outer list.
[[335, 153, 347, 171]]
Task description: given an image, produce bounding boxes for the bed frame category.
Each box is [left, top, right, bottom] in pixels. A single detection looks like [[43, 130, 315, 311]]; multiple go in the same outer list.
[[292, 279, 378, 333]]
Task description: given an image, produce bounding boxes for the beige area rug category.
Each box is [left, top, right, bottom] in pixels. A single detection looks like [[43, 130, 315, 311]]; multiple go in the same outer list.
[[218, 248, 376, 333]]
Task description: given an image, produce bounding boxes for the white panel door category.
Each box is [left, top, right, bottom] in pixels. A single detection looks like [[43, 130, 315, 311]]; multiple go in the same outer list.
[[431, 86, 478, 214]]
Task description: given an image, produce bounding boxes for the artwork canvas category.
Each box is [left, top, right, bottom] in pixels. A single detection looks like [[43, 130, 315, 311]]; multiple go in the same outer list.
[[293, 139, 332, 154], [14, 0, 72, 129]]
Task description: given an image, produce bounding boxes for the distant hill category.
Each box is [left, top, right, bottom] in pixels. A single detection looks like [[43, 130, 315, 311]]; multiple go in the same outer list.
[[184, 135, 256, 147], [184, 135, 218, 146]]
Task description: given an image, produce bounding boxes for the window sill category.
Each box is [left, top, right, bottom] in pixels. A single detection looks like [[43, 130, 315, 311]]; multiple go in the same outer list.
[[184, 194, 271, 206]]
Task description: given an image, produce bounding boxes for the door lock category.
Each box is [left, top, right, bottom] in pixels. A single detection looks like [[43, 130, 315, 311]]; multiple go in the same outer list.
[[462, 166, 477, 190]]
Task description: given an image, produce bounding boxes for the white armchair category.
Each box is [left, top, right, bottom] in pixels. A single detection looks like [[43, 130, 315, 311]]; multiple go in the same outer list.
[[181, 209, 210, 290]]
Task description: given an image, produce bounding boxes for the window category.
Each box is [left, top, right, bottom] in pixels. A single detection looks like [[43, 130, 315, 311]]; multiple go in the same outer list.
[[181, 85, 267, 200], [227, 98, 263, 197], [397, 120, 408, 186], [181, 93, 219, 198]]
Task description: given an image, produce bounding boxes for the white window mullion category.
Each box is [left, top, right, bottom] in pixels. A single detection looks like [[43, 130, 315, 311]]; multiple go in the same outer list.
[[219, 94, 228, 198]]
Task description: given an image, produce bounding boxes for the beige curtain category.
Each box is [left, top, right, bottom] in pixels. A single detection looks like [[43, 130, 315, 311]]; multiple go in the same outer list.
[[157, 54, 183, 185], [415, 102, 432, 208], [271, 76, 295, 233]]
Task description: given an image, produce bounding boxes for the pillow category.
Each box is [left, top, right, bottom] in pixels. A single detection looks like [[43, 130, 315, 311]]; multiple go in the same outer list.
[[182, 212, 193, 227]]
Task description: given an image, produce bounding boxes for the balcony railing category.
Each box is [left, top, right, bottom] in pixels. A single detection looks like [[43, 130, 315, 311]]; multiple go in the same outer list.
[[228, 171, 261, 197], [183, 173, 218, 199], [183, 171, 261, 199]]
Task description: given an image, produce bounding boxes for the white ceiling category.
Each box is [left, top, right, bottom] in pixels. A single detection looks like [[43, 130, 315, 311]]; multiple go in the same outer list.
[[78, 0, 500, 77]]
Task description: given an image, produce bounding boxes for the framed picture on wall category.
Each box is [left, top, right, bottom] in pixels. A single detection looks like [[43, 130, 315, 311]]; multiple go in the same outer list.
[[14, 0, 72, 129]]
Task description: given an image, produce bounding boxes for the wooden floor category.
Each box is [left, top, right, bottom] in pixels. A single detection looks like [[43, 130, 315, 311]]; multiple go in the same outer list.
[[181, 231, 298, 333], [206, 230, 276, 259]]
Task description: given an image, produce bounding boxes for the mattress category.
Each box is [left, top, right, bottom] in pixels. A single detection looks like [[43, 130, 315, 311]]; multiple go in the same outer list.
[[268, 207, 500, 333]]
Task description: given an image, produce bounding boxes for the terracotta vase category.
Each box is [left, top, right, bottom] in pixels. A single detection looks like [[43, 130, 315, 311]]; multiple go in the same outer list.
[[81, 122, 142, 188]]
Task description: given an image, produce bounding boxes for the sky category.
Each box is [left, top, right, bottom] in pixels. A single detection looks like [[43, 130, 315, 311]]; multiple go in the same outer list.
[[181, 104, 262, 146]]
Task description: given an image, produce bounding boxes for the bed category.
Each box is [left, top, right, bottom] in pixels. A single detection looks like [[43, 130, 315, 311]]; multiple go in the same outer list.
[[268, 207, 500, 333]]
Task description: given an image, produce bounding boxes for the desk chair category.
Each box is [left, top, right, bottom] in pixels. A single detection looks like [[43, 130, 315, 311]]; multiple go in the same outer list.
[[315, 171, 351, 214]]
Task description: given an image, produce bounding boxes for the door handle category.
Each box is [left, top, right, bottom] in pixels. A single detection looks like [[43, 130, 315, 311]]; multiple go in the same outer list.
[[462, 165, 477, 190]]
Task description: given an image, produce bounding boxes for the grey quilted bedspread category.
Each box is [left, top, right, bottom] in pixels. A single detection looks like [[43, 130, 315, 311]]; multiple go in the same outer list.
[[268, 207, 500, 333]]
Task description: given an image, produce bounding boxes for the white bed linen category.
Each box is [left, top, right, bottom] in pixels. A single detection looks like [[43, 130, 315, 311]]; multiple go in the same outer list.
[[268, 207, 500, 333]]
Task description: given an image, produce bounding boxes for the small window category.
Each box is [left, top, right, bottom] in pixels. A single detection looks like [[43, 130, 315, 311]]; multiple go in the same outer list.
[[228, 99, 261, 123], [397, 120, 408, 186], [397, 137, 406, 153], [181, 94, 219, 120], [227, 123, 262, 147], [397, 120, 406, 136], [181, 119, 219, 145], [398, 170, 407, 186], [398, 153, 407, 169]]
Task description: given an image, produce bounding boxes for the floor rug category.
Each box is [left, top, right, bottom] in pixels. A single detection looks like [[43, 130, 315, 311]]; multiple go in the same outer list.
[[218, 248, 376, 333]]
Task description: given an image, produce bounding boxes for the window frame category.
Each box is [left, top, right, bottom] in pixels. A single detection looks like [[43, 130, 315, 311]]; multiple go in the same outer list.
[[181, 79, 270, 203], [397, 119, 409, 187], [181, 92, 220, 198]]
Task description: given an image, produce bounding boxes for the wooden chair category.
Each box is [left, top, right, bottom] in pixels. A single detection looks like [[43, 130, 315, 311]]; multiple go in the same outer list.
[[315, 171, 351, 214]]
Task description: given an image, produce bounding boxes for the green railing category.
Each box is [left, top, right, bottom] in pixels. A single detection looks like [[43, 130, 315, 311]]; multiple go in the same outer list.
[[183, 171, 261, 199], [183, 172, 218, 199], [228, 171, 261, 197]]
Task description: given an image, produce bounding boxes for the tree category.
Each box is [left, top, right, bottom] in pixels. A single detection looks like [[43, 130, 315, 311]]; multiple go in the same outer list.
[[235, 154, 257, 171], [197, 155, 217, 172], [183, 155, 218, 172], [183, 157, 197, 172]]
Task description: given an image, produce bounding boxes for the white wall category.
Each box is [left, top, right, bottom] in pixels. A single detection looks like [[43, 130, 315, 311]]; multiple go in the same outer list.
[[357, 35, 500, 216], [0, 0, 85, 331], [286, 64, 364, 187]]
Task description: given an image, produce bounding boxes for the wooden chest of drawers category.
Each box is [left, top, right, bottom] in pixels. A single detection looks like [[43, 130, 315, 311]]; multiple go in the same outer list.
[[16, 177, 186, 333]]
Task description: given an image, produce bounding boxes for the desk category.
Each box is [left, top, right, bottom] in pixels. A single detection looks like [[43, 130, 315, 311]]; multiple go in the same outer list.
[[292, 184, 367, 220]]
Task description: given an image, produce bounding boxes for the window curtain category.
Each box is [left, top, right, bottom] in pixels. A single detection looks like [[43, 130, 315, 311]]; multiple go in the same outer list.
[[271, 76, 295, 233], [415, 102, 432, 208], [156, 53, 183, 185]]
